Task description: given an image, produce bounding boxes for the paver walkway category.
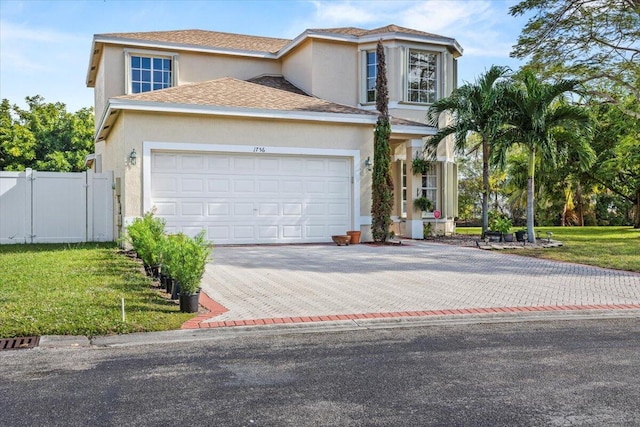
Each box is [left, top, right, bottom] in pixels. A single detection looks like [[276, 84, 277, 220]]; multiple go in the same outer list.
[[186, 241, 640, 329]]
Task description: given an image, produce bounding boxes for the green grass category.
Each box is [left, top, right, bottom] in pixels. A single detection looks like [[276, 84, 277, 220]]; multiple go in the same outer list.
[[0, 243, 195, 338], [456, 226, 640, 272]]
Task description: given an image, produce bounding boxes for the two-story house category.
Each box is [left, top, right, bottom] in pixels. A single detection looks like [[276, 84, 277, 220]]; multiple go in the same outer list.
[[85, 25, 462, 244]]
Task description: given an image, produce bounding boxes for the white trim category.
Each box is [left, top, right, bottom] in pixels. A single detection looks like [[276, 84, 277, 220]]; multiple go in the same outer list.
[[110, 99, 377, 124], [102, 99, 434, 136], [142, 142, 361, 231], [408, 139, 424, 148]]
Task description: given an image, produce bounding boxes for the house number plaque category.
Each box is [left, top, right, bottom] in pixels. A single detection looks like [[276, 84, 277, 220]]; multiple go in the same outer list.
[[253, 146, 266, 153]]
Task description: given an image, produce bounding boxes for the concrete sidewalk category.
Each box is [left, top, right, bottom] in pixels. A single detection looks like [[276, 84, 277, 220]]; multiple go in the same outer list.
[[188, 241, 640, 329]]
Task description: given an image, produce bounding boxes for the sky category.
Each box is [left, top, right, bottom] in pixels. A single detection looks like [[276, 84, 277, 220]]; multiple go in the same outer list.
[[0, 0, 530, 113]]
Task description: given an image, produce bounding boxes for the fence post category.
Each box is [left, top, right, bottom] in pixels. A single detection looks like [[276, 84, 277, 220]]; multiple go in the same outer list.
[[86, 170, 93, 242], [25, 168, 33, 243]]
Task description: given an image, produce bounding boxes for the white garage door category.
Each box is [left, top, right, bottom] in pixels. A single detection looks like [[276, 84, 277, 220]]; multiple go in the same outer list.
[[150, 152, 353, 244]]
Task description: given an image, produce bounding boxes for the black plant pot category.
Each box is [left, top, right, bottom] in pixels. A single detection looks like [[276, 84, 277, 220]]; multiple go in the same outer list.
[[503, 233, 514, 242], [179, 291, 200, 313], [171, 281, 180, 300], [166, 277, 174, 294], [515, 230, 527, 242]]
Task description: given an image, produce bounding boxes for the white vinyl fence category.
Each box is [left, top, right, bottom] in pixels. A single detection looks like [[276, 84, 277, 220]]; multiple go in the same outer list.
[[0, 169, 114, 244]]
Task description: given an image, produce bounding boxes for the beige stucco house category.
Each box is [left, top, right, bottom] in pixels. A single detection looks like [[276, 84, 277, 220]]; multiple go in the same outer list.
[[86, 25, 462, 244]]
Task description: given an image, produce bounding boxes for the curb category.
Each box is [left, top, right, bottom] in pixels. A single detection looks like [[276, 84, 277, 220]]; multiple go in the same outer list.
[[182, 303, 640, 330]]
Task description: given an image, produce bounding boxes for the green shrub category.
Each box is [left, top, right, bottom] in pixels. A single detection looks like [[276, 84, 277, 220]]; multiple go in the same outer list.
[[171, 231, 212, 295], [126, 211, 166, 267]]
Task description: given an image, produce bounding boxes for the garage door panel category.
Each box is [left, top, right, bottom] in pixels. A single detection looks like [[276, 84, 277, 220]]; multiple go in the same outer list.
[[207, 202, 229, 216], [257, 180, 278, 194], [151, 152, 352, 244], [182, 178, 204, 193], [155, 202, 177, 216], [181, 155, 205, 170], [153, 153, 178, 170], [282, 203, 302, 216], [233, 226, 254, 239], [233, 157, 255, 171], [181, 202, 204, 216], [283, 225, 302, 238], [207, 179, 230, 193], [258, 203, 278, 216], [258, 226, 278, 239], [234, 203, 254, 216]]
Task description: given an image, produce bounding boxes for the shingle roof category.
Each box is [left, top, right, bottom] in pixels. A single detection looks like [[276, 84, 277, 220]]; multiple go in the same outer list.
[[97, 29, 290, 53], [246, 75, 308, 96], [114, 77, 376, 116], [309, 24, 449, 40]]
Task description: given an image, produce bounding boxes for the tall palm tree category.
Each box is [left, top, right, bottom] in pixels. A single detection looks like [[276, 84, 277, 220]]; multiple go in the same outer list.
[[426, 65, 510, 236], [493, 70, 594, 243]]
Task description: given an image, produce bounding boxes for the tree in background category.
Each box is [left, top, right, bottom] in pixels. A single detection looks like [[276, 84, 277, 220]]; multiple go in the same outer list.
[[426, 65, 510, 236], [0, 96, 94, 172], [494, 70, 594, 242], [510, 0, 640, 119], [586, 100, 640, 228], [371, 40, 394, 242]]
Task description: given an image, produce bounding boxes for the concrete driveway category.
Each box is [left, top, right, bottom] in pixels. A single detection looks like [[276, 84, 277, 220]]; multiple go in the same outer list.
[[195, 241, 640, 327]]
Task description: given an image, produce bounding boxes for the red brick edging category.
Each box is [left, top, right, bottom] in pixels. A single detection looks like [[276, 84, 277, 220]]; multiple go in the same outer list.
[[181, 297, 640, 330]]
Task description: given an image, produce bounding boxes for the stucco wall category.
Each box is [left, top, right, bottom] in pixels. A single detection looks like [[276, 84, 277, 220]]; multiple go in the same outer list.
[[179, 51, 281, 84], [282, 40, 313, 95], [95, 45, 126, 128], [115, 112, 375, 221], [310, 40, 359, 106]]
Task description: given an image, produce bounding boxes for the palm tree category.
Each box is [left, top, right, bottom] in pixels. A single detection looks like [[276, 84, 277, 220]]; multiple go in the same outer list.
[[493, 70, 594, 243], [426, 65, 510, 236]]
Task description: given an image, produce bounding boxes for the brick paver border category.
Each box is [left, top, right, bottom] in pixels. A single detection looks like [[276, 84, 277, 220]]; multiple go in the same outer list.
[[181, 291, 640, 330]]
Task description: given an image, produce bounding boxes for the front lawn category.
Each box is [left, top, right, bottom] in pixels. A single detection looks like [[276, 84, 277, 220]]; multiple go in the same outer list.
[[456, 226, 640, 272], [0, 243, 195, 338]]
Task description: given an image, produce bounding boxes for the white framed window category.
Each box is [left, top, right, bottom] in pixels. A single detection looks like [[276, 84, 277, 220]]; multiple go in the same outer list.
[[407, 49, 438, 104], [365, 51, 377, 103], [402, 161, 438, 218], [420, 165, 438, 215], [125, 50, 177, 94]]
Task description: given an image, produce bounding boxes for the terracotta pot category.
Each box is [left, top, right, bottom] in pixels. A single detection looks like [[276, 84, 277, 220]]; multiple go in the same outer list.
[[331, 235, 351, 246], [346, 230, 361, 244]]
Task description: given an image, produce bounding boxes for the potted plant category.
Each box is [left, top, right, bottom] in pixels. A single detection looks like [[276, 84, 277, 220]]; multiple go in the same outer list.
[[413, 196, 433, 214], [489, 216, 513, 242], [172, 232, 212, 313], [126, 211, 166, 277], [411, 157, 432, 175]]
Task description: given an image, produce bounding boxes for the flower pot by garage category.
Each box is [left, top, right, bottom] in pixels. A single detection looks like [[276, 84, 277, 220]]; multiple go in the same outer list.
[[515, 230, 527, 242], [332, 235, 351, 246], [179, 290, 200, 313], [346, 231, 361, 244], [503, 233, 514, 242]]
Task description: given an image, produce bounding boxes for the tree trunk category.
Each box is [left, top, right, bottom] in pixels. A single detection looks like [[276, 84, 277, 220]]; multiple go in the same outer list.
[[634, 190, 640, 229], [481, 140, 489, 237], [527, 149, 536, 243], [576, 183, 584, 226]]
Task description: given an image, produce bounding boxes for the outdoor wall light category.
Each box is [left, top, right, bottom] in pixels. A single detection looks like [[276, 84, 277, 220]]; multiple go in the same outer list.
[[364, 156, 372, 172], [129, 149, 137, 166]]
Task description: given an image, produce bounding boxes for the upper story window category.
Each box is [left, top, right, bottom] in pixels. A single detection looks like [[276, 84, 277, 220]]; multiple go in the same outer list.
[[366, 51, 377, 103], [407, 49, 438, 104], [130, 55, 172, 94]]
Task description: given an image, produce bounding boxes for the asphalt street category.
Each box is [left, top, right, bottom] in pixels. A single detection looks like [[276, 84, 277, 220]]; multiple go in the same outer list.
[[2, 318, 640, 426]]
